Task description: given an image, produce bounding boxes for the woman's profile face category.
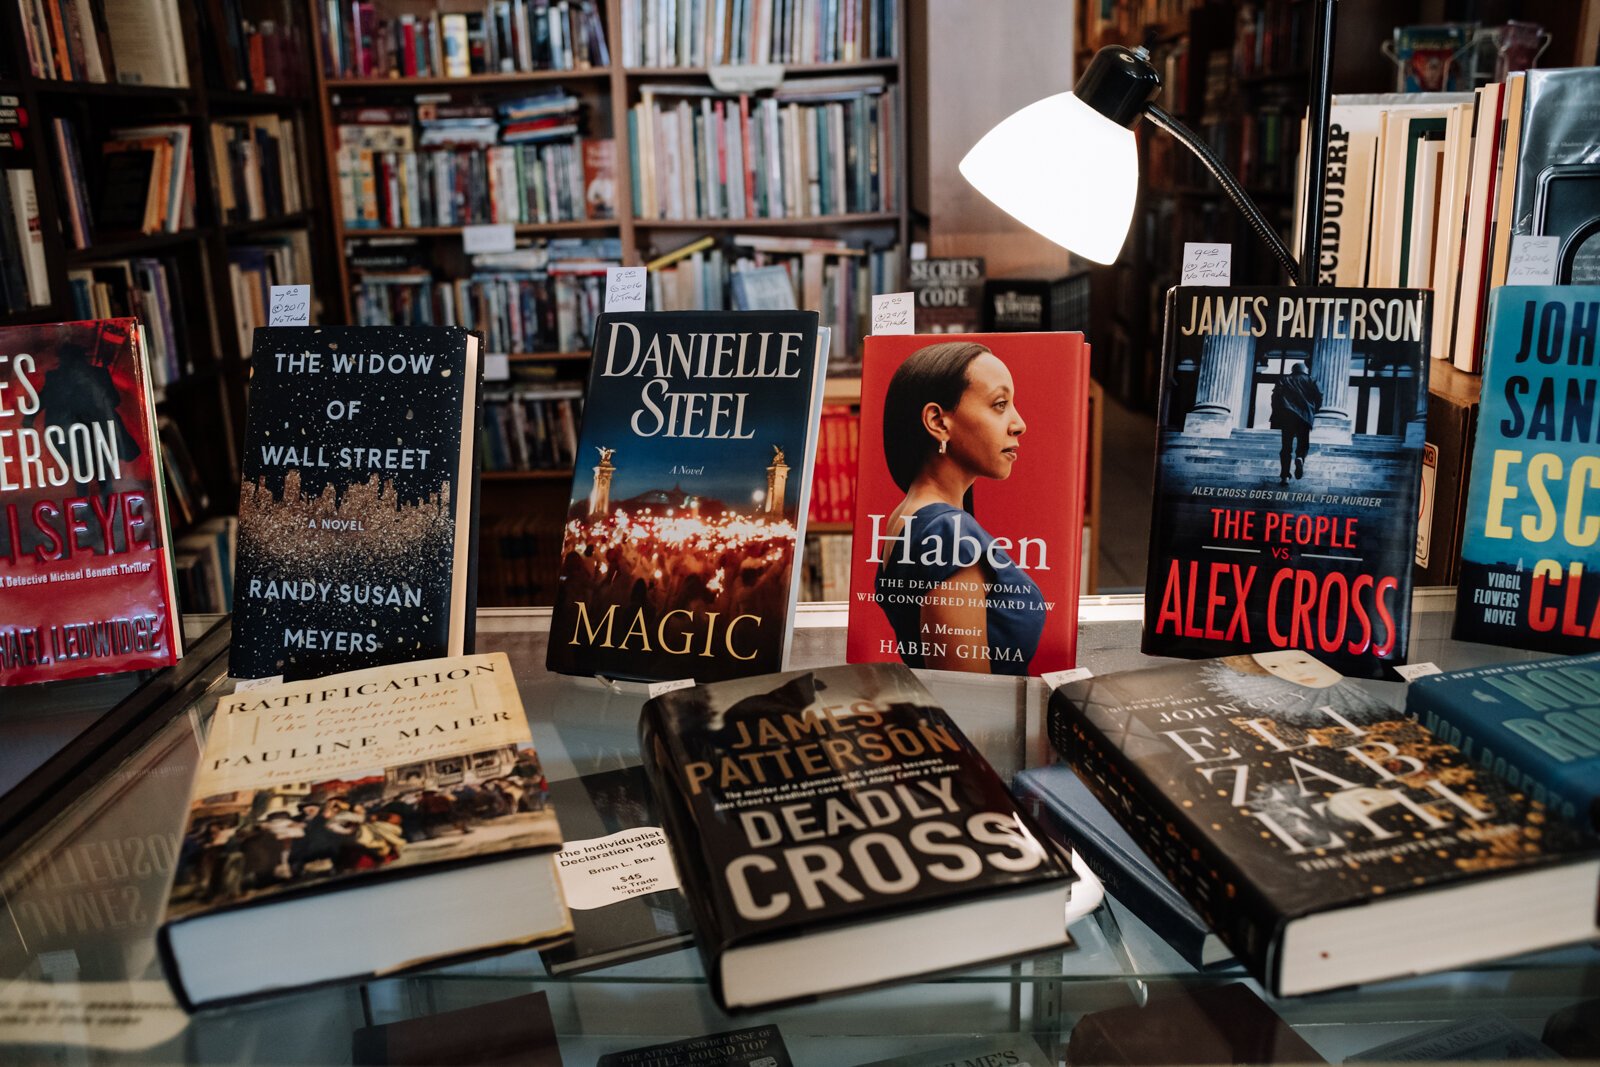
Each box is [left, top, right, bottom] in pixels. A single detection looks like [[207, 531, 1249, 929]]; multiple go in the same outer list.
[[943, 353, 1025, 480]]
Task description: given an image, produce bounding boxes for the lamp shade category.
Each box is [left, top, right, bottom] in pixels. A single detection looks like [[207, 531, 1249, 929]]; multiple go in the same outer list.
[[959, 91, 1139, 265]]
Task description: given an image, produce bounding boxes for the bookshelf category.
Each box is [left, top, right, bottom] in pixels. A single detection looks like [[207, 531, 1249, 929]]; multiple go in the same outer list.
[[0, 0, 336, 532], [308, 0, 909, 605]]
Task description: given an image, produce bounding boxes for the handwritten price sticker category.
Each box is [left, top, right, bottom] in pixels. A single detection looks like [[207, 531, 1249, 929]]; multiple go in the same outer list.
[[1506, 235, 1560, 285], [1181, 243, 1232, 286], [1394, 662, 1442, 681], [267, 285, 310, 326], [871, 292, 914, 334], [1041, 667, 1093, 689], [235, 675, 284, 691], [605, 266, 647, 311], [646, 677, 695, 698]]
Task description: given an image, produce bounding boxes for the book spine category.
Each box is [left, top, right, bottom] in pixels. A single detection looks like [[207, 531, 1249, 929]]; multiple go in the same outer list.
[[1047, 690, 1283, 986]]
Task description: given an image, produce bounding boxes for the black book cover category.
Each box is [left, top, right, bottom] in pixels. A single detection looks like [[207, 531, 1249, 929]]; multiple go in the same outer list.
[[596, 1025, 790, 1067], [352, 991, 562, 1066], [639, 663, 1071, 1009], [1067, 983, 1323, 1066], [230, 326, 482, 680], [547, 311, 825, 684], [537, 765, 695, 975], [1513, 68, 1600, 284], [1144, 287, 1430, 679], [1047, 654, 1596, 991], [95, 148, 156, 235]]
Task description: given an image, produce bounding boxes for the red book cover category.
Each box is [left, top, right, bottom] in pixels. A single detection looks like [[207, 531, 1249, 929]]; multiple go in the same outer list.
[[847, 332, 1088, 675], [0, 319, 183, 684]]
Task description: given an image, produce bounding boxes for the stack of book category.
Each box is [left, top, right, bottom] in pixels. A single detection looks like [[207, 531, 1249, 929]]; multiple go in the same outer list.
[[65, 258, 187, 386], [619, 0, 898, 67], [210, 115, 308, 223], [319, 0, 608, 78], [629, 77, 897, 221], [15, 0, 110, 81], [51, 119, 197, 248], [227, 232, 315, 354], [1297, 68, 1600, 371], [196, 1, 311, 95]]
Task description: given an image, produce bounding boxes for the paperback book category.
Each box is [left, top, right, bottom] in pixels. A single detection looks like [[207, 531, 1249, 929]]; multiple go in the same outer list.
[[1408, 652, 1600, 834], [0, 319, 184, 685], [639, 663, 1087, 1012], [597, 1025, 790, 1067], [1456, 287, 1600, 653], [1048, 653, 1600, 996], [229, 326, 482, 681], [547, 311, 825, 684], [158, 653, 570, 1010], [1144, 287, 1430, 679], [846, 332, 1090, 676]]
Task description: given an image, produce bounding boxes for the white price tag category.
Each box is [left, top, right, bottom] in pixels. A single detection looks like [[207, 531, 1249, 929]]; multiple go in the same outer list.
[[909, 241, 928, 261], [484, 353, 510, 381], [1041, 667, 1094, 689], [1181, 243, 1232, 286], [605, 265, 647, 311], [1505, 235, 1560, 286], [1394, 662, 1442, 681], [647, 677, 695, 698], [462, 223, 516, 255], [234, 675, 284, 692], [871, 292, 915, 335], [553, 828, 681, 909], [267, 285, 310, 326]]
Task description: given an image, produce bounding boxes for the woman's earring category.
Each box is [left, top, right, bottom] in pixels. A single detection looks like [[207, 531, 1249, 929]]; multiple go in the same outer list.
[[938, 439, 948, 455]]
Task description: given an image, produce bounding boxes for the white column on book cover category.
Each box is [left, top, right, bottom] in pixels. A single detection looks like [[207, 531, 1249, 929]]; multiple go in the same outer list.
[[1309, 331, 1354, 444], [1184, 332, 1252, 437]]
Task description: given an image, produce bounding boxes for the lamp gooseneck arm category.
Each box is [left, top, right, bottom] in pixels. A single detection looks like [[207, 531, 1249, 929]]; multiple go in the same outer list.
[[1143, 103, 1302, 286]]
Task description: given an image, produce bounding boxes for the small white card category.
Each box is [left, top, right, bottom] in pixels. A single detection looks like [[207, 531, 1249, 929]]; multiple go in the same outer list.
[[553, 828, 682, 910], [484, 353, 510, 381], [267, 285, 310, 326], [1041, 667, 1094, 689], [605, 265, 647, 311], [646, 677, 695, 698], [462, 222, 517, 255], [909, 241, 928, 261], [1505, 235, 1561, 285], [234, 675, 284, 692], [871, 292, 915, 335], [1394, 662, 1443, 681], [1181, 243, 1232, 286]]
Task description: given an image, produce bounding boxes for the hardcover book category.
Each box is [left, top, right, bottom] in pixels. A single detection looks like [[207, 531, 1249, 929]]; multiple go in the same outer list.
[[846, 332, 1089, 676], [1455, 287, 1600, 653], [537, 765, 695, 975], [597, 1026, 791, 1067], [1143, 287, 1431, 680], [1068, 983, 1323, 1066], [1408, 652, 1600, 834], [908, 257, 984, 334], [1047, 653, 1600, 996], [158, 653, 570, 1010], [639, 663, 1086, 1012], [229, 326, 482, 681], [1511, 68, 1600, 285], [0, 319, 184, 685], [351, 992, 563, 1066], [853, 1035, 1054, 1067], [547, 311, 825, 684]]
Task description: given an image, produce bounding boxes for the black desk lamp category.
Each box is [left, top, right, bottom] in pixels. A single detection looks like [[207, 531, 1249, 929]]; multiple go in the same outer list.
[[960, 0, 1337, 285]]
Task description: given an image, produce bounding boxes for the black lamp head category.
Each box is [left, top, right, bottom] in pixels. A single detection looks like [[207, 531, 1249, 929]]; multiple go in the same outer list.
[[1074, 45, 1163, 129]]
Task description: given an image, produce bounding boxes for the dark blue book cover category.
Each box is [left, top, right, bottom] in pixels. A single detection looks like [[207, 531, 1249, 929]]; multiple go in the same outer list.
[[1144, 287, 1430, 680], [1013, 764, 1230, 969], [1409, 653, 1600, 833], [547, 311, 824, 683], [1456, 287, 1600, 653], [230, 326, 482, 680]]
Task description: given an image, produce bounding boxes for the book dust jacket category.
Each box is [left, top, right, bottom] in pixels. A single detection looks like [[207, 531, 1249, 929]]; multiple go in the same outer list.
[[1145, 288, 1430, 679], [547, 311, 824, 683], [0, 319, 183, 684], [1456, 287, 1600, 652]]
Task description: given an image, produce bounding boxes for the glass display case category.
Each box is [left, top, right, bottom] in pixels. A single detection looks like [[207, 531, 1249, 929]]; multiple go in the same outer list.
[[1, 592, 1595, 1065]]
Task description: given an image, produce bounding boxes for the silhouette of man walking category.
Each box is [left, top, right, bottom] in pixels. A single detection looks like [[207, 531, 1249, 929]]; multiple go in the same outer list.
[[1270, 362, 1322, 484]]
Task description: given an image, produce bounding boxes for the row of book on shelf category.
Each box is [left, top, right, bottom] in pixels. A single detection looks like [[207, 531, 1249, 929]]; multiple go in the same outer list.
[[1, 296, 1597, 1018], [618, 0, 899, 68], [319, 0, 609, 79]]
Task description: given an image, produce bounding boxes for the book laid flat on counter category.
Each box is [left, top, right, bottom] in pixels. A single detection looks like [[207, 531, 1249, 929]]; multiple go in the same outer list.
[[1409, 653, 1600, 834], [597, 1025, 791, 1067], [639, 662, 1094, 1012], [853, 1034, 1054, 1067], [548, 311, 826, 684], [0, 319, 184, 685], [1048, 653, 1600, 996], [158, 653, 570, 1010], [1067, 983, 1324, 1066], [1013, 764, 1231, 969], [1144, 287, 1430, 679], [846, 332, 1089, 677], [538, 765, 695, 975], [229, 326, 482, 681], [1455, 288, 1600, 654]]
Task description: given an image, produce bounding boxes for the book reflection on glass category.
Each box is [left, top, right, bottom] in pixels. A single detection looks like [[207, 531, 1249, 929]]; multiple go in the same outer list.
[[1068, 983, 1324, 1065], [352, 992, 562, 1066]]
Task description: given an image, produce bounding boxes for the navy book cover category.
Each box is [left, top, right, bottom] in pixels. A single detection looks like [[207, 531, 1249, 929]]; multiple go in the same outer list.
[[1144, 287, 1430, 679], [230, 326, 481, 680], [548, 311, 824, 683]]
